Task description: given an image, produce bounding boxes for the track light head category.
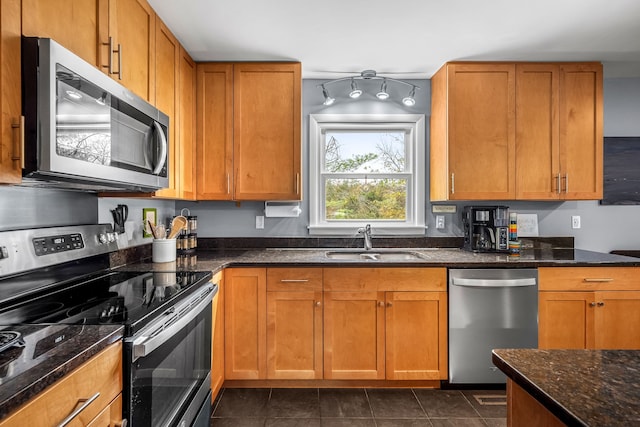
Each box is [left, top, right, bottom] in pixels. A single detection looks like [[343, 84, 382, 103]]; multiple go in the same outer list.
[[349, 79, 362, 99], [376, 79, 389, 100], [402, 86, 417, 107], [321, 84, 335, 106]]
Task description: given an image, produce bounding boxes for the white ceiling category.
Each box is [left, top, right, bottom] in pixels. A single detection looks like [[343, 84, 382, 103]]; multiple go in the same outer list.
[[148, 0, 640, 79]]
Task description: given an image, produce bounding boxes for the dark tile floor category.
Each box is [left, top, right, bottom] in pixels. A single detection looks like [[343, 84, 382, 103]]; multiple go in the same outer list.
[[211, 388, 507, 427]]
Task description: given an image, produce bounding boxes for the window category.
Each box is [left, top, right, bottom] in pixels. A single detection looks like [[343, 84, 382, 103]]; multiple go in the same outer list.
[[309, 114, 425, 235]]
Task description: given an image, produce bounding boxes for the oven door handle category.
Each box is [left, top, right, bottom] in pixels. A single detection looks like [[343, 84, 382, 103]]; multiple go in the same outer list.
[[131, 285, 213, 362]]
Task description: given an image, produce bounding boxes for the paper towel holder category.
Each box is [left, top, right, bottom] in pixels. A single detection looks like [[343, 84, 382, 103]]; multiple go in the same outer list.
[[264, 201, 302, 217]]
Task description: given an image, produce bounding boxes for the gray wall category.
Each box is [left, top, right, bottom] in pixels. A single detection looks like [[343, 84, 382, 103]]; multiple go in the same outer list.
[[3, 74, 640, 253]]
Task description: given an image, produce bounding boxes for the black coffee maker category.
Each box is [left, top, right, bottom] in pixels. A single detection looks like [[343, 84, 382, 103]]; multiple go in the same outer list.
[[462, 206, 510, 252]]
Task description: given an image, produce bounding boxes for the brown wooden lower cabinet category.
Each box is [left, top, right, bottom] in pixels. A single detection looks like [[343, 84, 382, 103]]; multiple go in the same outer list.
[[385, 291, 448, 380], [224, 268, 267, 380], [223, 267, 448, 383], [323, 290, 386, 380], [538, 267, 640, 350], [0, 342, 123, 427], [211, 271, 225, 401], [507, 379, 565, 427], [266, 289, 323, 379]]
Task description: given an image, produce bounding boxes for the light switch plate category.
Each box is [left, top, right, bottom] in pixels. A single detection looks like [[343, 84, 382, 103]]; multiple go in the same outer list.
[[256, 215, 265, 229], [436, 215, 445, 229]]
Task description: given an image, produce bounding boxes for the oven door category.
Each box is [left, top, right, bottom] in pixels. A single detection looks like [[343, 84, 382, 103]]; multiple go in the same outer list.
[[125, 284, 215, 427]]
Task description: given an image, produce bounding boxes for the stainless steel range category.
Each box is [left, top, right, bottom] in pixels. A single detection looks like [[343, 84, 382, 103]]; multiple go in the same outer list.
[[0, 224, 217, 427]]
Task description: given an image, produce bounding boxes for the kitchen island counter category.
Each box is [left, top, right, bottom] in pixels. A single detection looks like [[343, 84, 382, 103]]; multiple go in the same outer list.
[[492, 348, 640, 426], [0, 324, 123, 420]]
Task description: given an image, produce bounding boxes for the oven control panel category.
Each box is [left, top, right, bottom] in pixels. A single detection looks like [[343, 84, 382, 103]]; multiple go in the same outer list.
[[33, 233, 84, 256]]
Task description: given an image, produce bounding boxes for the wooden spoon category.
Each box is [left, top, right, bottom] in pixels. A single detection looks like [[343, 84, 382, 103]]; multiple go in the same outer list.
[[167, 215, 187, 239]]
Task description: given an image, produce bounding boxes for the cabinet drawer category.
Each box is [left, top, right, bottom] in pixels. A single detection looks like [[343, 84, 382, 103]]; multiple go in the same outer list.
[[0, 342, 122, 427], [267, 268, 323, 291], [539, 267, 640, 291], [324, 268, 446, 291]]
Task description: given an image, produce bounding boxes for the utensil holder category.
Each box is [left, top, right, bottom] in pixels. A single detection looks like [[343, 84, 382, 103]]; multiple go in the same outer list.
[[152, 239, 177, 263]]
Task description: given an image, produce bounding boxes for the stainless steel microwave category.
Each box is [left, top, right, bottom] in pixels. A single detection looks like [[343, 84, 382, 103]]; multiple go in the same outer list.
[[21, 37, 169, 192]]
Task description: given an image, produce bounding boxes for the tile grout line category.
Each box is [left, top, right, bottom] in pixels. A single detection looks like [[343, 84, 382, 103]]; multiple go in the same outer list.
[[410, 388, 435, 427], [460, 390, 485, 419]]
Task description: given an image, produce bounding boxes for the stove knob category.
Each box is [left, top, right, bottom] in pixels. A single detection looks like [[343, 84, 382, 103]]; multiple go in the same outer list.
[[98, 233, 108, 244], [107, 232, 117, 243]]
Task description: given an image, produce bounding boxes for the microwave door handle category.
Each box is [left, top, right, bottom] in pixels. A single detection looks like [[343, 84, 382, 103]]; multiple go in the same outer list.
[[152, 121, 167, 175]]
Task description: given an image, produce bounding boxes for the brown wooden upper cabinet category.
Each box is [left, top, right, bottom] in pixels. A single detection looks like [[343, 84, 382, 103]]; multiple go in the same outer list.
[[196, 62, 302, 201], [0, 0, 22, 184], [22, 0, 105, 67], [430, 61, 603, 201], [148, 20, 196, 200], [22, 0, 156, 103], [106, 0, 156, 103]]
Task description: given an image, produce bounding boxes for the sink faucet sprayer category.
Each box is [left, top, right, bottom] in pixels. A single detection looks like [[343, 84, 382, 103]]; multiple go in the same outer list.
[[358, 224, 373, 250]]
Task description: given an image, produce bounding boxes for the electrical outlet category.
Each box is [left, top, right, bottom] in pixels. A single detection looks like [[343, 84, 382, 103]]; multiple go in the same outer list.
[[436, 215, 445, 229], [571, 215, 581, 229], [256, 215, 264, 229]]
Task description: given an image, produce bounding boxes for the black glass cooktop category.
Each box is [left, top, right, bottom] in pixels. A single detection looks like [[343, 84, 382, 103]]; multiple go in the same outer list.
[[0, 270, 211, 336]]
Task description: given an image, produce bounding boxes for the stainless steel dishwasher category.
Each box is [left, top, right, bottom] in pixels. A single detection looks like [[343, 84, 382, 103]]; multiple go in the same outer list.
[[448, 269, 538, 384]]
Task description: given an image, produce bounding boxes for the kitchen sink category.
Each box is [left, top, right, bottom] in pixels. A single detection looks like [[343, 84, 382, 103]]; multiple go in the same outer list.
[[324, 250, 426, 261]]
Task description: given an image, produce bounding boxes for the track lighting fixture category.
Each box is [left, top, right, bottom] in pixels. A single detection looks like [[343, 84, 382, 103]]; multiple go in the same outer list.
[[317, 70, 420, 106]]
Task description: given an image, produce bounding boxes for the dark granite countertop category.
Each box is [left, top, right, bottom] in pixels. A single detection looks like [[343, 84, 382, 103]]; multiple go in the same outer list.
[[0, 324, 123, 420], [114, 247, 640, 275], [492, 349, 640, 427]]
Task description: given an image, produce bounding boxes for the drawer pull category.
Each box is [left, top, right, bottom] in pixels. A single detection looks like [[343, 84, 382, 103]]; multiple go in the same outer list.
[[583, 278, 614, 283], [280, 279, 309, 283], [56, 392, 100, 427]]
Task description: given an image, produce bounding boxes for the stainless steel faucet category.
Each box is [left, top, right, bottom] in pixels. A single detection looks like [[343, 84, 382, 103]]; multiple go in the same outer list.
[[358, 224, 372, 250]]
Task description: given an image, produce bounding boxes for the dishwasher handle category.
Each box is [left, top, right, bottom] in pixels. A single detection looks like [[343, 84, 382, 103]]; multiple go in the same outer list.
[[451, 277, 537, 288]]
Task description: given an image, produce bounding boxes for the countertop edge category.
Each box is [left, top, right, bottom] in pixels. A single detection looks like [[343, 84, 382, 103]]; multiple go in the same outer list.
[[0, 325, 124, 421], [491, 351, 587, 427]]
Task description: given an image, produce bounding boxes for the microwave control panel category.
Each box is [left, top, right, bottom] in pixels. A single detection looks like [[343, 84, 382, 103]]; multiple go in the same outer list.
[[33, 233, 84, 256]]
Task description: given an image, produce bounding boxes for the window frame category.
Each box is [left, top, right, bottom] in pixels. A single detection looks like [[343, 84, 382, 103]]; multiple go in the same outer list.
[[308, 114, 426, 236]]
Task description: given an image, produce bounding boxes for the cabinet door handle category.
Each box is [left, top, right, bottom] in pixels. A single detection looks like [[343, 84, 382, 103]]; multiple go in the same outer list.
[[589, 302, 597, 307], [56, 392, 100, 427], [115, 43, 123, 80], [556, 173, 561, 194], [378, 301, 384, 307], [583, 278, 614, 283], [280, 279, 309, 283], [11, 116, 24, 165], [451, 173, 455, 195], [597, 301, 605, 307], [315, 301, 321, 307], [226, 173, 230, 194], [387, 302, 393, 307], [295, 173, 300, 195], [562, 174, 569, 193], [102, 37, 114, 74]]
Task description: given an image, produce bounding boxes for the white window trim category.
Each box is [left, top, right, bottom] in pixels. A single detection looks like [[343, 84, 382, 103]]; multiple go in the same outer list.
[[308, 114, 426, 236]]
